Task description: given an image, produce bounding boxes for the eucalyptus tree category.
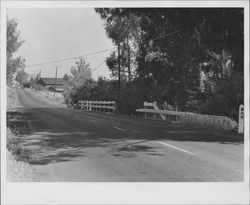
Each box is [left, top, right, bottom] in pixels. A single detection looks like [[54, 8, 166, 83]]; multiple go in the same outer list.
[[95, 8, 141, 85]]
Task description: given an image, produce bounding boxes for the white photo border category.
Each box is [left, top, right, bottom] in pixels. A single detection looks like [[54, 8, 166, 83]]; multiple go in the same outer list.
[[1, 1, 249, 204]]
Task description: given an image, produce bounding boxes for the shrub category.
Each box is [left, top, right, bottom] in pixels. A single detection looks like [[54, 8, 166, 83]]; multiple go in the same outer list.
[[198, 73, 244, 121]]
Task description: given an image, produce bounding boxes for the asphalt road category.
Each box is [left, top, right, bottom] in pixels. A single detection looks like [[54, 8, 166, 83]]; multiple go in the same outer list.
[[7, 88, 244, 182]]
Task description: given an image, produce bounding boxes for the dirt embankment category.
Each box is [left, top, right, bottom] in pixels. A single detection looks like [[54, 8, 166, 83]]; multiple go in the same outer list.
[[7, 86, 23, 111], [26, 88, 66, 107], [6, 87, 45, 181]]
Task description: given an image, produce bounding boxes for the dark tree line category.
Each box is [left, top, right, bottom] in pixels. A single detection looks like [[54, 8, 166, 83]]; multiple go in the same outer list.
[[65, 8, 244, 121]]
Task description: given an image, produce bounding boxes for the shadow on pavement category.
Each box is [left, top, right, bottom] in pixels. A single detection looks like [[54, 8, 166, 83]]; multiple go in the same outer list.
[[6, 108, 244, 165]]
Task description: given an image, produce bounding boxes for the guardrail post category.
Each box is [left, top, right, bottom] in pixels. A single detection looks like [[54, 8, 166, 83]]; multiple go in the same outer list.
[[80, 100, 83, 110], [238, 104, 244, 133], [114, 102, 117, 113]]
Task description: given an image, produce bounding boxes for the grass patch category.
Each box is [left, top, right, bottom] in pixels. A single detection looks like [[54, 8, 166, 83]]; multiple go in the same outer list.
[[6, 128, 42, 181]]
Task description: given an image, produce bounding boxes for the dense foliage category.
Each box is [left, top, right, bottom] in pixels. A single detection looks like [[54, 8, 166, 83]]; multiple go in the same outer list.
[[64, 8, 243, 121], [198, 73, 244, 120]]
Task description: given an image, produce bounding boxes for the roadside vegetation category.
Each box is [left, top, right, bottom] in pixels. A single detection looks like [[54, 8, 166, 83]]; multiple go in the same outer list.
[[6, 17, 43, 181], [7, 89, 42, 181], [62, 8, 243, 121]]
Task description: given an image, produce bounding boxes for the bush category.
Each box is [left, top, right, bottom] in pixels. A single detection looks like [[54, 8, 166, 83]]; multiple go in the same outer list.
[[198, 73, 244, 121], [118, 82, 144, 114], [63, 76, 191, 115], [63, 72, 244, 121]]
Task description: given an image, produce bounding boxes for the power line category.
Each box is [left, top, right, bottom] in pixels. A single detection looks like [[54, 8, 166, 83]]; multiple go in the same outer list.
[[25, 30, 179, 69], [92, 49, 119, 72], [92, 60, 106, 72], [25, 47, 116, 68]]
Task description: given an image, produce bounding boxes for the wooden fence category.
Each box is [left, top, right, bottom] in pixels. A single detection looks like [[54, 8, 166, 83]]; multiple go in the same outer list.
[[78, 100, 117, 113]]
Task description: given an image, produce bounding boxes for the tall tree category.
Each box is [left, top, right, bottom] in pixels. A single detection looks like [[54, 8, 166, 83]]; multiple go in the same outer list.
[[7, 16, 25, 85], [127, 8, 243, 106], [96, 8, 141, 84]]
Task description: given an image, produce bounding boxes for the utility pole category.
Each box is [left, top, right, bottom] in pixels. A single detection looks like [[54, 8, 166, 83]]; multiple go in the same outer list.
[[118, 42, 121, 92], [54, 65, 58, 97], [127, 37, 131, 82]]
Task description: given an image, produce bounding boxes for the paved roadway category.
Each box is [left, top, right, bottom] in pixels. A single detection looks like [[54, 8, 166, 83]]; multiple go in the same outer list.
[[7, 88, 244, 181]]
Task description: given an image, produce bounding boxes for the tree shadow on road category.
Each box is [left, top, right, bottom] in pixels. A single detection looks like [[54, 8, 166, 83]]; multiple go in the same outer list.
[[156, 129, 243, 145], [6, 108, 244, 165], [110, 144, 165, 158], [18, 131, 114, 165]]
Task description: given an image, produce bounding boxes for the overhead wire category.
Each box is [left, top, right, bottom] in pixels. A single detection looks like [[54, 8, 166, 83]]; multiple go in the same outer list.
[[25, 47, 116, 68], [91, 49, 118, 72], [25, 16, 179, 70], [92, 60, 106, 72]]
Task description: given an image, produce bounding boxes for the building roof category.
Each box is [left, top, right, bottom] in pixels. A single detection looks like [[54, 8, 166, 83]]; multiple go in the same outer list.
[[40, 78, 66, 85]]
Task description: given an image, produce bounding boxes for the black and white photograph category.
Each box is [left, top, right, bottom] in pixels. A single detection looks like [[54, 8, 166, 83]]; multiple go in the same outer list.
[[1, 0, 249, 204]]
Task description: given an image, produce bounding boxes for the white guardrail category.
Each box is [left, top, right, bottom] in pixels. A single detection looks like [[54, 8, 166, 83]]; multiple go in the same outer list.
[[136, 101, 242, 132], [78, 100, 117, 113]]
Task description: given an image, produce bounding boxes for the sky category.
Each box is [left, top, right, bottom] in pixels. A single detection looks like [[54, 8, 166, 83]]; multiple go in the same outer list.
[[7, 8, 114, 80]]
